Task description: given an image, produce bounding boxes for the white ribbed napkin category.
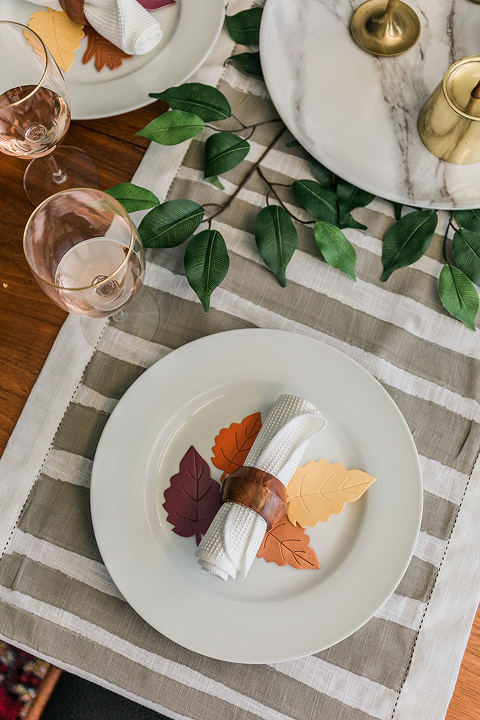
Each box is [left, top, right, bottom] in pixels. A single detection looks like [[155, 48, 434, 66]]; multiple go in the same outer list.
[[195, 394, 327, 581], [28, 0, 163, 55]]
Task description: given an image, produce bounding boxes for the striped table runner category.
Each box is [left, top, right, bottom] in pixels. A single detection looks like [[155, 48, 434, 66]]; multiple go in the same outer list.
[[1, 2, 480, 719]]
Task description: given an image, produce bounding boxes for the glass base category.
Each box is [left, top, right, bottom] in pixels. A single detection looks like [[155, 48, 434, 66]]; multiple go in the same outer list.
[[23, 146, 98, 206], [81, 286, 160, 357]]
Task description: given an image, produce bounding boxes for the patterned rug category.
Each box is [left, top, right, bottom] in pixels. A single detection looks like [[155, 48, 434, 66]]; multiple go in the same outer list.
[[0, 642, 49, 720]]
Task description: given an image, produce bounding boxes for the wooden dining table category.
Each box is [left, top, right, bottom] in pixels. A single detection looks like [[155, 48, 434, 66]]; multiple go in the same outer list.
[[0, 104, 479, 720]]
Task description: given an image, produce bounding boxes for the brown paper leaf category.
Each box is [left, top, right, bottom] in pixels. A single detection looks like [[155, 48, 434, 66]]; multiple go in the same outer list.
[[82, 25, 132, 72], [211, 412, 262, 480], [287, 459, 376, 527], [28, 9, 84, 72], [257, 514, 319, 569]]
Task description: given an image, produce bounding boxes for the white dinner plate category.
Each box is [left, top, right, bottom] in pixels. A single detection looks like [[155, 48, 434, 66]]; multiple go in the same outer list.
[[0, 0, 225, 119], [90, 329, 422, 663], [260, 0, 480, 209]]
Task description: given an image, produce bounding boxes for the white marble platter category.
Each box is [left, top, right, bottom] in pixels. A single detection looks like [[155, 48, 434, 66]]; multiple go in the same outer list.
[[260, 0, 480, 209]]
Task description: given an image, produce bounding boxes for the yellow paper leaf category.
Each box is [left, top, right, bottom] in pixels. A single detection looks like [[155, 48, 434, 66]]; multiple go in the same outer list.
[[286, 459, 376, 527], [28, 9, 84, 72]]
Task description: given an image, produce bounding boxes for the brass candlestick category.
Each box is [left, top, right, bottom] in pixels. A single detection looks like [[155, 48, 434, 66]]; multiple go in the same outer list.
[[350, 0, 421, 56]]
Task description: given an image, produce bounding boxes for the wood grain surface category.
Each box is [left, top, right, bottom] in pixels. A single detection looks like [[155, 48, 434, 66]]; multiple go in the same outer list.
[[0, 102, 478, 720]]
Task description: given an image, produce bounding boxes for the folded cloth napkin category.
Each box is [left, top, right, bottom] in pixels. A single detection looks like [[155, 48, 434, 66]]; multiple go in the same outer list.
[[195, 394, 327, 581], [28, 0, 163, 55]]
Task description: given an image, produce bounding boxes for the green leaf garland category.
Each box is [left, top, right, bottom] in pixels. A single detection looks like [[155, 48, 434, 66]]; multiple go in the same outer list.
[[225, 7, 263, 45], [137, 110, 205, 145], [452, 228, 480, 286], [105, 183, 159, 212], [204, 132, 250, 177], [314, 222, 357, 280], [139, 200, 204, 248], [292, 179, 338, 225], [184, 229, 230, 312], [381, 209, 438, 281], [255, 205, 297, 287], [226, 51, 263, 78], [336, 179, 375, 225], [438, 265, 478, 331], [149, 83, 231, 122], [453, 209, 480, 234]]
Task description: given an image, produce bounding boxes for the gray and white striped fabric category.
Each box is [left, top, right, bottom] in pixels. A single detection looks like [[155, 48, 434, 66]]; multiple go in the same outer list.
[[1, 2, 480, 719]]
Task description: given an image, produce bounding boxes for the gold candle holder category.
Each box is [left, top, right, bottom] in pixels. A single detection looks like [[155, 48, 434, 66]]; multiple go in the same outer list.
[[418, 56, 480, 164], [350, 0, 421, 56]]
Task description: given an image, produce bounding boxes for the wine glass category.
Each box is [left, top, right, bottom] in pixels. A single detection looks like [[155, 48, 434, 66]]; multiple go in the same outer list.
[[0, 21, 97, 206], [23, 188, 159, 348]]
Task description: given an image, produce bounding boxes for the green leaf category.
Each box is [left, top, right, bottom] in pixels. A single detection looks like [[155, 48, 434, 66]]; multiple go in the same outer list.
[[226, 51, 263, 78], [286, 139, 301, 148], [336, 179, 375, 225], [255, 205, 297, 286], [453, 209, 480, 234], [452, 228, 480, 286], [138, 199, 204, 248], [204, 132, 250, 178], [309, 156, 335, 188], [339, 213, 367, 231], [292, 179, 338, 224], [392, 202, 403, 221], [137, 110, 204, 145], [438, 265, 478, 330], [148, 83, 231, 122], [381, 209, 438, 281], [184, 229, 229, 312], [205, 175, 225, 190], [105, 183, 159, 212], [314, 221, 357, 280], [225, 7, 263, 45]]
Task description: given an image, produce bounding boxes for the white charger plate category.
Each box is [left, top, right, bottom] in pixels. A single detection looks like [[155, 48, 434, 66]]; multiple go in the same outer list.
[[260, 0, 480, 209], [90, 329, 422, 663], [0, 0, 225, 119]]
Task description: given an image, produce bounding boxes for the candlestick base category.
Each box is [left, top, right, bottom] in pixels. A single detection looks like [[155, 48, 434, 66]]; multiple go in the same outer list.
[[350, 0, 421, 57]]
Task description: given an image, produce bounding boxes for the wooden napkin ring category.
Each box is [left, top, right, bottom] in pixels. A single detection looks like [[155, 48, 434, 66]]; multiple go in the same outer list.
[[221, 466, 287, 530], [59, 0, 87, 26]]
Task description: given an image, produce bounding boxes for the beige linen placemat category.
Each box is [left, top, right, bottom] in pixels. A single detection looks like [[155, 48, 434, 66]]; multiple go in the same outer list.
[[1, 2, 480, 719]]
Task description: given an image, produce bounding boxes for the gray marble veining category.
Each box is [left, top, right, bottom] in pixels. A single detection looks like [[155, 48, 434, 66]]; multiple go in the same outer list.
[[260, 0, 480, 208]]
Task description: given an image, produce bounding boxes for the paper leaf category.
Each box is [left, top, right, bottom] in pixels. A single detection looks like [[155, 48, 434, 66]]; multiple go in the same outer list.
[[163, 446, 222, 545], [211, 412, 262, 480], [82, 25, 132, 72], [28, 9, 84, 72], [287, 459, 376, 527], [257, 514, 320, 569]]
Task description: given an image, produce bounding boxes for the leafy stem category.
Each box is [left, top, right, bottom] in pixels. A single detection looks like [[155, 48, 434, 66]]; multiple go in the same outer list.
[[204, 124, 288, 223], [204, 117, 282, 134], [257, 166, 315, 225], [442, 211, 457, 265]]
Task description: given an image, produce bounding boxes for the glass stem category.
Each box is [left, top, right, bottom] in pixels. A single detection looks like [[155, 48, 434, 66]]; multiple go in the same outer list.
[[46, 153, 67, 185], [112, 310, 128, 323]]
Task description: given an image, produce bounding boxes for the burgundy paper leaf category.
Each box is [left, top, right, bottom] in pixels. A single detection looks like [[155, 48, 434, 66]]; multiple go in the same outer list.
[[163, 445, 222, 545], [136, 0, 176, 8]]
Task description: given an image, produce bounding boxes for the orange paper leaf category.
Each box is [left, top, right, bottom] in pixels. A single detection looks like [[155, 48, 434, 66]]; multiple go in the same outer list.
[[257, 514, 319, 569], [28, 8, 84, 72], [287, 459, 376, 527], [211, 412, 262, 480], [82, 25, 132, 72]]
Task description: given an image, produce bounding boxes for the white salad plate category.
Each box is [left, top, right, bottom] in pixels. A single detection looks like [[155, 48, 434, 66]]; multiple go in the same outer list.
[[90, 329, 422, 663], [0, 0, 225, 119], [260, 0, 480, 209]]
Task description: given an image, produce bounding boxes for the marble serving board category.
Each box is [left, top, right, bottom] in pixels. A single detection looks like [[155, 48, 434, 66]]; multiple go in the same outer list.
[[260, 0, 480, 209]]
